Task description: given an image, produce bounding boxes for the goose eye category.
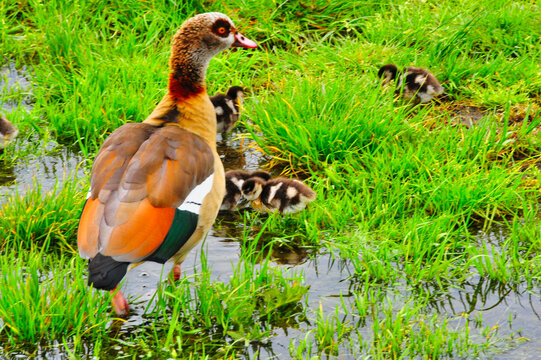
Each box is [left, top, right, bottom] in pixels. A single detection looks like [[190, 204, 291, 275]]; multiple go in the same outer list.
[[212, 19, 231, 37]]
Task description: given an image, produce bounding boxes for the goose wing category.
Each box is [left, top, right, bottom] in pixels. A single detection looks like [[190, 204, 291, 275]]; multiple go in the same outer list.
[[78, 123, 214, 262]]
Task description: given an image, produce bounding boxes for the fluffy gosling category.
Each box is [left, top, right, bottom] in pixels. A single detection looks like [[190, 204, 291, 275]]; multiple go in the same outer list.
[[242, 177, 316, 214], [221, 169, 271, 211], [210, 86, 244, 133], [378, 64, 444, 103], [0, 115, 18, 150]]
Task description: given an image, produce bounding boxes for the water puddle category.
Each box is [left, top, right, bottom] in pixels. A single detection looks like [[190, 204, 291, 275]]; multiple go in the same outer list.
[[217, 127, 271, 172], [0, 137, 87, 203], [1, 63, 87, 202], [0, 62, 32, 112]]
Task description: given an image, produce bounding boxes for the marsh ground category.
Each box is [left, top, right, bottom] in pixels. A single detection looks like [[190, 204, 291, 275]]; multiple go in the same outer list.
[[1, 0, 540, 358]]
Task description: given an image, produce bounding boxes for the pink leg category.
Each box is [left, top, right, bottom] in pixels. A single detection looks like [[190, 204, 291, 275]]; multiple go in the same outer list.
[[110, 287, 129, 316], [173, 263, 181, 282]]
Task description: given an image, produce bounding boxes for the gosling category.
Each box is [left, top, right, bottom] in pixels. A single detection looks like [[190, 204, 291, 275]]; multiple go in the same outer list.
[[242, 177, 316, 214], [378, 64, 444, 103], [0, 115, 18, 150], [221, 169, 271, 211], [210, 86, 244, 133]]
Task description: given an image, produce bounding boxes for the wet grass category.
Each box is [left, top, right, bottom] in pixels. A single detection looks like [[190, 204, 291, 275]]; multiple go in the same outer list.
[[0, 176, 85, 252], [1, 0, 541, 358], [0, 249, 110, 345]]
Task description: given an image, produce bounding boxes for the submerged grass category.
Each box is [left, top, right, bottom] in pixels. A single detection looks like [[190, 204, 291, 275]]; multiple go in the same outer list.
[[1, 0, 540, 358], [148, 233, 309, 357]]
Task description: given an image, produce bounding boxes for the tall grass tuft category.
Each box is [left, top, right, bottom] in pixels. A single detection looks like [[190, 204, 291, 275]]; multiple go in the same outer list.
[[0, 250, 109, 347], [0, 176, 86, 253]]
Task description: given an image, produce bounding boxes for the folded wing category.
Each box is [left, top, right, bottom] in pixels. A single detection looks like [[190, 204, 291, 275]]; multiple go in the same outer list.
[[78, 124, 214, 262]]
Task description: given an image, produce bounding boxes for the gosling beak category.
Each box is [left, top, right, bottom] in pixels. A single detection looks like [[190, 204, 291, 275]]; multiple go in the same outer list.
[[232, 32, 257, 48]]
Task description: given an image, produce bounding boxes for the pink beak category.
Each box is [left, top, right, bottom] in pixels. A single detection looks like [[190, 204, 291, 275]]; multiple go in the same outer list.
[[232, 32, 257, 49]]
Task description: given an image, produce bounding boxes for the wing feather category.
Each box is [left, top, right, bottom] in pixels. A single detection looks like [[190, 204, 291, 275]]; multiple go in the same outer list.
[[89, 123, 156, 199], [78, 198, 104, 258]]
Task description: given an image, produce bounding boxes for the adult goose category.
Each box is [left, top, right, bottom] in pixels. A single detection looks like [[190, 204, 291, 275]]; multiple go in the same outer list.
[[0, 115, 18, 149], [77, 13, 256, 316], [378, 64, 444, 103]]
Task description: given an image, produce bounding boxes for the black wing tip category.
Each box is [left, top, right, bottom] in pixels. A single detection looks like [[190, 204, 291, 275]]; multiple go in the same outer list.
[[87, 253, 129, 291]]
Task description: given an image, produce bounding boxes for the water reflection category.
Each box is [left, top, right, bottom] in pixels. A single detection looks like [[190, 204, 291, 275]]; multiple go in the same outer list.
[[0, 137, 87, 202], [0, 62, 32, 112], [345, 228, 541, 359], [263, 244, 310, 266], [217, 126, 270, 172], [0, 64, 87, 201]]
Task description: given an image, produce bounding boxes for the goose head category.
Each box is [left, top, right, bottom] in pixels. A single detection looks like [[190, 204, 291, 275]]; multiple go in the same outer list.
[[169, 13, 257, 99], [227, 86, 245, 105], [377, 64, 398, 83]]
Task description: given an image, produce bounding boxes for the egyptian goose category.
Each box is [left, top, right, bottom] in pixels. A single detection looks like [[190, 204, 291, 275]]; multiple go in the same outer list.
[[242, 177, 316, 214], [377, 64, 444, 103], [0, 115, 18, 149], [77, 13, 256, 316], [221, 169, 270, 211], [210, 86, 244, 133]]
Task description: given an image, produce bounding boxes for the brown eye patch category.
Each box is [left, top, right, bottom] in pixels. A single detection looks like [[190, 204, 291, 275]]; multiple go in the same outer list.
[[211, 19, 232, 38]]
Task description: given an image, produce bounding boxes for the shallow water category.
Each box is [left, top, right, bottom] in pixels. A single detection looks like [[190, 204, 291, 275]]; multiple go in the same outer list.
[[0, 63, 86, 201], [0, 62, 32, 113], [107, 222, 540, 359], [2, 135, 540, 359], [217, 127, 271, 172], [0, 137, 87, 203]]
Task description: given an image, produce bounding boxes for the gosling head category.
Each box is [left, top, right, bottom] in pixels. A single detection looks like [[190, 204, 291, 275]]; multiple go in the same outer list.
[[241, 177, 267, 201]]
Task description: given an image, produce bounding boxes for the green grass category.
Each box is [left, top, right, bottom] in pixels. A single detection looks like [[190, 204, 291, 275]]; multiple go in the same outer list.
[[0, 175, 86, 253], [1, 0, 540, 358], [0, 249, 110, 349]]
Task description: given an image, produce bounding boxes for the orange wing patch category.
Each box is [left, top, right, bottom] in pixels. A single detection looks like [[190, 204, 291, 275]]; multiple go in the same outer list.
[[78, 197, 103, 259], [103, 199, 175, 261]]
